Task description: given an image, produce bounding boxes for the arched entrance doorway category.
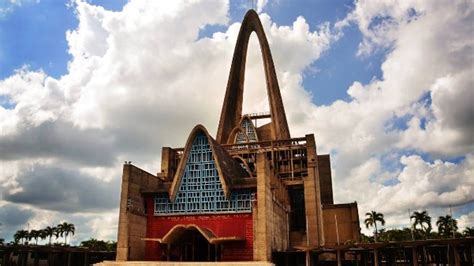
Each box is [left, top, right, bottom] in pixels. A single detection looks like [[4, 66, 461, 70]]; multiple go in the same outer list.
[[166, 227, 220, 262], [148, 223, 246, 262]]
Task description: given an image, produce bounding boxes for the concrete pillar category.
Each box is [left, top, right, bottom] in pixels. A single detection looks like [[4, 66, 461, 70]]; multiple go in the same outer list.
[[215, 245, 219, 261], [412, 247, 419, 266], [2, 250, 11, 266], [117, 165, 131, 261], [116, 164, 148, 261], [20, 250, 27, 266], [33, 251, 39, 266], [253, 153, 272, 261], [83, 251, 89, 266], [373, 249, 379, 266], [453, 245, 461, 266], [304, 134, 323, 247], [387, 249, 395, 266], [422, 246, 427, 265], [363, 251, 368, 266], [336, 249, 342, 266], [48, 251, 52, 266], [466, 242, 473, 264], [67, 251, 72, 266], [305, 250, 311, 266]]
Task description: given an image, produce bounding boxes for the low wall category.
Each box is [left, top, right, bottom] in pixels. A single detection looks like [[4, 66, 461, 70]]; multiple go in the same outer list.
[[95, 262, 274, 266]]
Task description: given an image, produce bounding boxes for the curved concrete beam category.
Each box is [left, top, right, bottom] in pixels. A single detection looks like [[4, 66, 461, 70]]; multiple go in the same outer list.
[[216, 9, 290, 144]]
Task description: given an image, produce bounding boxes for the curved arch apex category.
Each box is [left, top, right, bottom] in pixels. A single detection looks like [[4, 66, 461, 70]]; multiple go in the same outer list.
[[216, 8, 290, 144]]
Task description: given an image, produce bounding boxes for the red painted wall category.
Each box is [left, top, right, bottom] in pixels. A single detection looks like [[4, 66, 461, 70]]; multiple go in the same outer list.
[[144, 196, 253, 261]]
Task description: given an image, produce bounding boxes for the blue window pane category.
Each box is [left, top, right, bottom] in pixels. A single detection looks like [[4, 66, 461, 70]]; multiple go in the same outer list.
[[155, 132, 254, 215]]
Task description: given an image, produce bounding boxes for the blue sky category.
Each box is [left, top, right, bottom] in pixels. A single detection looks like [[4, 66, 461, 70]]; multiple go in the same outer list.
[[1, 0, 381, 105], [0, 0, 472, 243]]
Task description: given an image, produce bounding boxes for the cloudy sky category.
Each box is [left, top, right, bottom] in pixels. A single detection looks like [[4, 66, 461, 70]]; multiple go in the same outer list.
[[0, 0, 473, 244]]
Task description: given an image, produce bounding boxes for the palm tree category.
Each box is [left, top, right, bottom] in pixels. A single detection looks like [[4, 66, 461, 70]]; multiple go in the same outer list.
[[463, 227, 474, 237], [411, 211, 432, 238], [39, 229, 48, 244], [13, 230, 22, 244], [13, 230, 29, 245], [29, 230, 41, 245], [44, 226, 56, 245], [58, 222, 75, 245], [53, 227, 61, 244], [436, 215, 458, 238], [365, 211, 385, 242]]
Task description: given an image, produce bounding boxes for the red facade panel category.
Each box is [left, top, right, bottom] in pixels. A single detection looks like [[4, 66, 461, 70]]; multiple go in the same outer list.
[[144, 196, 253, 261]]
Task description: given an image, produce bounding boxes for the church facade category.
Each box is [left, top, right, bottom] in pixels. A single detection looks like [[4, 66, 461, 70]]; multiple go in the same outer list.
[[116, 10, 360, 264]]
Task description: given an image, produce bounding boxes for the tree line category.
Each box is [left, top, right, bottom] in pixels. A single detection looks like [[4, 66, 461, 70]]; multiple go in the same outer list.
[[3, 222, 117, 251], [11, 222, 75, 246], [364, 210, 474, 242]]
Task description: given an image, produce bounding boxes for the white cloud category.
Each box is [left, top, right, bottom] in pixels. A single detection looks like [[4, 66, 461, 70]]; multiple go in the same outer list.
[[320, 0, 474, 233], [0, 0, 472, 241], [0, 0, 39, 19], [256, 0, 268, 13], [458, 211, 474, 231], [0, 0, 337, 240]]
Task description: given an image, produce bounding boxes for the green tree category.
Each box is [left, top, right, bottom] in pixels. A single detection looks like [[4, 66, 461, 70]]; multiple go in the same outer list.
[[13, 229, 29, 245], [106, 241, 117, 251], [39, 229, 48, 243], [463, 227, 474, 237], [29, 229, 41, 245], [364, 211, 385, 242], [378, 228, 412, 242], [57, 222, 75, 245], [411, 211, 432, 238], [80, 239, 117, 251], [80, 238, 107, 251], [436, 215, 458, 238], [44, 226, 56, 245], [53, 227, 61, 244], [360, 233, 373, 243]]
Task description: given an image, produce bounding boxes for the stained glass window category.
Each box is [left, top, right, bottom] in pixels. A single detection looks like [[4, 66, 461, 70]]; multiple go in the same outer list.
[[235, 118, 258, 143], [155, 132, 253, 215]]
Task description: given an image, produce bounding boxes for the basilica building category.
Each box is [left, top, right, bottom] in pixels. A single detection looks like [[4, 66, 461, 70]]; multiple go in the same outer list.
[[116, 9, 360, 264]]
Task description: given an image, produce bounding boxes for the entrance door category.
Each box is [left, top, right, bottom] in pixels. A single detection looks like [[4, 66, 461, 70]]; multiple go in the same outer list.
[[166, 228, 220, 261]]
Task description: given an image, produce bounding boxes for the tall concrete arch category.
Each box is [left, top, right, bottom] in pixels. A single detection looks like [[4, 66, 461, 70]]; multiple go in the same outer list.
[[216, 9, 290, 144]]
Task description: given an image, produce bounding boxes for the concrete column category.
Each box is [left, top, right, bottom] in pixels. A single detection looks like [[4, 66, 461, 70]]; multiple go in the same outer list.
[[305, 250, 311, 266], [304, 134, 323, 247], [21, 250, 27, 266], [83, 251, 89, 266], [116, 165, 131, 261], [363, 251, 368, 266], [373, 249, 379, 266], [116, 164, 148, 261], [48, 251, 52, 266], [412, 247, 419, 266], [215, 245, 219, 261], [67, 252, 72, 266], [422, 246, 427, 265], [466, 242, 473, 264], [387, 249, 395, 266], [2, 250, 11, 266], [253, 153, 272, 261], [453, 245, 461, 266], [33, 251, 39, 266], [336, 249, 342, 266]]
